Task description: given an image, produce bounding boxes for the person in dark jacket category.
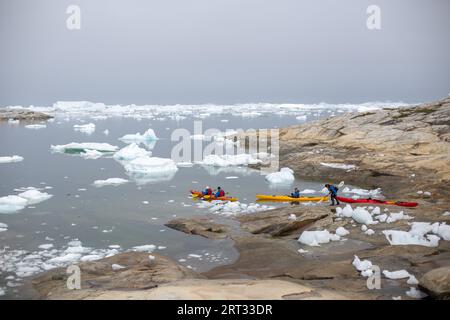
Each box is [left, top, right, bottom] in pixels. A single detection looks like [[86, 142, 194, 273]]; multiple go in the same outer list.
[[290, 188, 300, 198], [325, 184, 340, 206]]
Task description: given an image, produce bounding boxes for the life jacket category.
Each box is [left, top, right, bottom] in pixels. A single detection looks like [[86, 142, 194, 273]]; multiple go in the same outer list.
[[207, 188, 212, 195], [216, 190, 225, 197]]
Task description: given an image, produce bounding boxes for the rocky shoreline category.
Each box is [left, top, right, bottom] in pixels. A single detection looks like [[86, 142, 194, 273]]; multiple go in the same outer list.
[[0, 108, 53, 121], [28, 97, 450, 300]]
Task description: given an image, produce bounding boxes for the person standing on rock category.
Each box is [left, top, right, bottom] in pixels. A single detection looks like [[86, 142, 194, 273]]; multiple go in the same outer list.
[[325, 184, 340, 206]]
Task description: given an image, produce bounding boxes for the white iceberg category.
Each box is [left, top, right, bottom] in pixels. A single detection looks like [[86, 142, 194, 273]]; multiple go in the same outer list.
[[51, 142, 118, 154], [0, 195, 28, 214], [265, 167, 295, 185], [119, 129, 158, 143], [25, 124, 46, 129], [124, 156, 178, 184], [0, 222, 8, 232], [17, 189, 53, 205], [113, 143, 151, 161], [73, 123, 95, 134], [93, 178, 129, 187], [0, 155, 24, 164], [80, 149, 103, 159]]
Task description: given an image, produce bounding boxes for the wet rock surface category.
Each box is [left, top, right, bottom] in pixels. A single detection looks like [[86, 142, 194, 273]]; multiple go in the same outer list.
[[420, 266, 450, 299], [165, 217, 230, 239]]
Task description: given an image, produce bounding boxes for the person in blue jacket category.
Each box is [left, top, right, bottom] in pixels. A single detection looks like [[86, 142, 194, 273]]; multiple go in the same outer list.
[[202, 186, 212, 196], [325, 184, 340, 206], [290, 188, 300, 198], [215, 187, 225, 198]]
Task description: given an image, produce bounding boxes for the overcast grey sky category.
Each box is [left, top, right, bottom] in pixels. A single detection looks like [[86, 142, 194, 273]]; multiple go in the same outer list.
[[0, 0, 449, 106]]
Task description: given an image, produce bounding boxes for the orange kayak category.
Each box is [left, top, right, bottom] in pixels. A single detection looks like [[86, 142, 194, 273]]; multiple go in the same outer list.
[[190, 190, 238, 202]]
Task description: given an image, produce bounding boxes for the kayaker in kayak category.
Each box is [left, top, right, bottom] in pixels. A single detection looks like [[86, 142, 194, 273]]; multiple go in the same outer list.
[[290, 188, 300, 198], [202, 186, 212, 196], [325, 184, 340, 206], [215, 187, 225, 198]]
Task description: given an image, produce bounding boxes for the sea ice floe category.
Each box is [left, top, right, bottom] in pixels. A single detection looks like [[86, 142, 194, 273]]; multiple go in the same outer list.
[[93, 178, 129, 187], [17, 189, 53, 205], [0, 189, 53, 214], [199, 154, 261, 167], [132, 244, 156, 252], [0, 222, 8, 232], [113, 143, 151, 161], [0, 155, 24, 164], [25, 124, 46, 129], [124, 156, 178, 184], [265, 167, 295, 185], [51, 142, 119, 154], [80, 149, 103, 159], [73, 123, 95, 134], [176, 162, 194, 167], [298, 230, 341, 246], [320, 163, 357, 170], [119, 129, 158, 143]]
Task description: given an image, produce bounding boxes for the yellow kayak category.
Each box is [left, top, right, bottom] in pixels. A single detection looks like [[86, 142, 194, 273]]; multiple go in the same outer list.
[[256, 194, 328, 202]]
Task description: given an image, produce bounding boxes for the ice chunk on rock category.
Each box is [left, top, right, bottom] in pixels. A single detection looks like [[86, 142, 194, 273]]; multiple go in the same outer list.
[[93, 178, 129, 187], [0, 155, 24, 164], [335, 227, 349, 237], [320, 162, 356, 170], [265, 167, 295, 185], [383, 230, 440, 247], [383, 269, 411, 279], [298, 230, 340, 246]]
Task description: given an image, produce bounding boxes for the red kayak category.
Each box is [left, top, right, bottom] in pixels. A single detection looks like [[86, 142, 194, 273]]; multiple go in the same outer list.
[[336, 196, 418, 208]]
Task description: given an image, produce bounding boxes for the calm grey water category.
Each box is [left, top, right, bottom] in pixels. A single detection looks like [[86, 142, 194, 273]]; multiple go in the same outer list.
[[0, 111, 337, 298]]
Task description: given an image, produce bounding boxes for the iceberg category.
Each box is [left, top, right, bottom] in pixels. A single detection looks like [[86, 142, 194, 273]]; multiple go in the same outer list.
[[17, 189, 53, 205], [51, 142, 119, 154], [73, 123, 95, 134], [80, 149, 103, 159], [0, 155, 24, 164], [93, 178, 129, 187], [265, 167, 295, 185], [119, 129, 158, 143], [24, 124, 46, 129], [113, 143, 151, 161], [0, 222, 8, 232], [124, 156, 178, 184], [0, 195, 28, 214]]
